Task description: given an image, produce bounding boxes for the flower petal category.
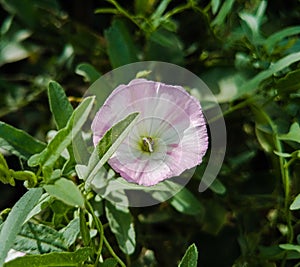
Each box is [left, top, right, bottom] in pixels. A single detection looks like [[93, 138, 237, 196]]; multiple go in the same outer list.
[[92, 78, 208, 186]]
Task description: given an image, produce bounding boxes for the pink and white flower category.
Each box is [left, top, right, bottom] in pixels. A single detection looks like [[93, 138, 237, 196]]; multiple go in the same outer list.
[[91, 78, 208, 186]]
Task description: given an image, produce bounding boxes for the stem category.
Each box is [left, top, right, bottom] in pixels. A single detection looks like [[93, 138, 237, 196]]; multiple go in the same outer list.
[[252, 104, 293, 265], [85, 201, 104, 265], [85, 201, 126, 267], [268, 123, 293, 243], [208, 97, 254, 123], [103, 235, 126, 267], [164, 3, 191, 19], [106, 0, 140, 29]]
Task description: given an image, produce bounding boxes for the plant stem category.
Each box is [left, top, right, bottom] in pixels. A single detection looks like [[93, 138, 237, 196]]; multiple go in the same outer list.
[[103, 235, 126, 267], [208, 97, 254, 123], [252, 104, 293, 266], [85, 201, 104, 265], [86, 200, 126, 267]]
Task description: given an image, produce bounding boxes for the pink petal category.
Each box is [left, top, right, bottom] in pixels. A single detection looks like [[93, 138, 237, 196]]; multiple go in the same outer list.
[[91, 78, 208, 186]]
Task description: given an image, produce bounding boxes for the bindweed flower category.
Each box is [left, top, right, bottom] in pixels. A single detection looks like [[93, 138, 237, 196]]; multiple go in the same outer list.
[[91, 78, 208, 186]]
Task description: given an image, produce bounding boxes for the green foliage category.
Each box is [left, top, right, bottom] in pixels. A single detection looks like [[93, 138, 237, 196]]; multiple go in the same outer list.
[[170, 187, 204, 215], [43, 178, 84, 208], [0, 188, 43, 266], [105, 201, 136, 255], [290, 194, 300, 210], [104, 19, 139, 68], [13, 221, 68, 254], [28, 96, 94, 179], [178, 244, 198, 267], [0, 122, 46, 159], [48, 81, 74, 130], [4, 248, 92, 267], [75, 63, 101, 83]]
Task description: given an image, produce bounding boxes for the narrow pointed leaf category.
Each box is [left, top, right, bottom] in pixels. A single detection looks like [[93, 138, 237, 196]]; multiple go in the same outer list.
[[28, 96, 95, 169], [79, 209, 91, 247], [104, 19, 139, 68], [178, 244, 198, 267], [105, 201, 136, 255], [170, 188, 204, 215], [75, 63, 101, 83], [84, 112, 139, 188], [48, 81, 73, 130], [290, 194, 300, 210], [0, 122, 45, 159], [279, 244, 300, 253], [59, 217, 80, 247], [211, 0, 235, 26], [265, 26, 300, 52], [238, 52, 300, 98], [0, 188, 43, 266]]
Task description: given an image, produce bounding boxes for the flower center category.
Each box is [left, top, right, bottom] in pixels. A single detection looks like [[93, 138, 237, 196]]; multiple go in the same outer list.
[[141, 137, 154, 153]]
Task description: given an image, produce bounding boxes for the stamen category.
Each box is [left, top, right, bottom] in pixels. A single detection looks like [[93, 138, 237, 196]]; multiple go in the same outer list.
[[142, 137, 154, 153]]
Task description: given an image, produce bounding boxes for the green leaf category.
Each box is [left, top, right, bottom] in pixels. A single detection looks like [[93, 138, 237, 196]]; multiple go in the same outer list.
[[104, 19, 139, 68], [79, 209, 91, 247], [4, 248, 92, 267], [47, 81, 77, 174], [238, 52, 300, 98], [0, 41, 36, 67], [0, 122, 46, 159], [264, 26, 300, 53], [290, 194, 300, 210], [48, 81, 74, 130], [75, 63, 101, 83], [105, 201, 136, 255], [150, 29, 180, 48], [209, 178, 226, 195], [0, 15, 13, 35], [82, 112, 139, 189], [238, 1, 267, 43], [170, 187, 204, 215], [211, 0, 220, 15], [178, 244, 198, 267], [44, 178, 84, 208], [13, 222, 68, 254], [0, 188, 43, 266], [150, 0, 171, 26], [99, 258, 118, 267], [146, 28, 184, 65], [273, 151, 292, 158], [28, 96, 95, 172], [275, 69, 300, 92], [279, 244, 300, 253], [211, 0, 235, 26], [59, 217, 80, 247], [24, 193, 52, 223], [279, 122, 300, 143]]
